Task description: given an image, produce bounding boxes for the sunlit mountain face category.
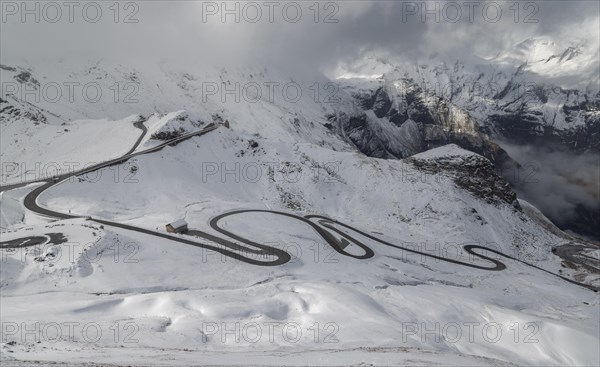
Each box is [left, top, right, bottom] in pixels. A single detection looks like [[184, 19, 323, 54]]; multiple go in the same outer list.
[[1, 1, 599, 366]]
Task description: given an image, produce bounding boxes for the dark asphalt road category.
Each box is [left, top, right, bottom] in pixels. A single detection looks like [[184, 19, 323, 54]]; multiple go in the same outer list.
[[22, 123, 218, 219], [553, 243, 600, 274], [0, 116, 149, 193]]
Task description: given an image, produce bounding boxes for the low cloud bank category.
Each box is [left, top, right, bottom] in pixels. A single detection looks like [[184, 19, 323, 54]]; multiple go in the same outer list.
[[501, 142, 599, 239]]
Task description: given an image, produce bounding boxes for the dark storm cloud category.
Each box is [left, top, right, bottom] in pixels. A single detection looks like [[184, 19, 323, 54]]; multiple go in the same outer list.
[[500, 142, 599, 238], [1, 1, 598, 73]]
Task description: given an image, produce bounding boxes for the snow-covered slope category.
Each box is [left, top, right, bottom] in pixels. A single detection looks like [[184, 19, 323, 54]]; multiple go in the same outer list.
[[2, 118, 598, 365], [1, 59, 350, 184], [1, 55, 599, 366], [1, 115, 143, 185]]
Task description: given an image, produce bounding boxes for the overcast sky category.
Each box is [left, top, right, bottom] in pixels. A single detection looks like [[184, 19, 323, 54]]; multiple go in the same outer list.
[[1, 1, 599, 75]]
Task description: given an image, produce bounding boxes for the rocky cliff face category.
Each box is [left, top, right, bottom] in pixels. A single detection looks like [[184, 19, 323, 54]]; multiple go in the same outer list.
[[485, 87, 600, 152], [398, 58, 599, 154], [336, 61, 599, 157], [332, 77, 516, 172], [408, 146, 521, 211]]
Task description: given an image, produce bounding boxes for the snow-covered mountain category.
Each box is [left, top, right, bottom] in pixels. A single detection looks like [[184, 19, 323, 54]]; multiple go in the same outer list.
[[1, 56, 599, 366], [330, 41, 599, 239], [0, 59, 347, 184], [2, 51, 598, 237], [335, 39, 599, 154]]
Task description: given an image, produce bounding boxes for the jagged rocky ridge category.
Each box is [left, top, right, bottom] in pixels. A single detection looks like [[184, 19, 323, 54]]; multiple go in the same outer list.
[[408, 148, 521, 211], [332, 77, 516, 166]]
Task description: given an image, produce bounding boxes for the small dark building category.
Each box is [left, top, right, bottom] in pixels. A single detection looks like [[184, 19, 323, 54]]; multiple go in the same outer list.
[[166, 219, 188, 234]]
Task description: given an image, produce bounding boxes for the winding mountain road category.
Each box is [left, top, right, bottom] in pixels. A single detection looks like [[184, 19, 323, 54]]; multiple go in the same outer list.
[[21, 122, 218, 220], [1, 120, 598, 292], [0, 117, 148, 193], [553, 243, 600, 274]]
